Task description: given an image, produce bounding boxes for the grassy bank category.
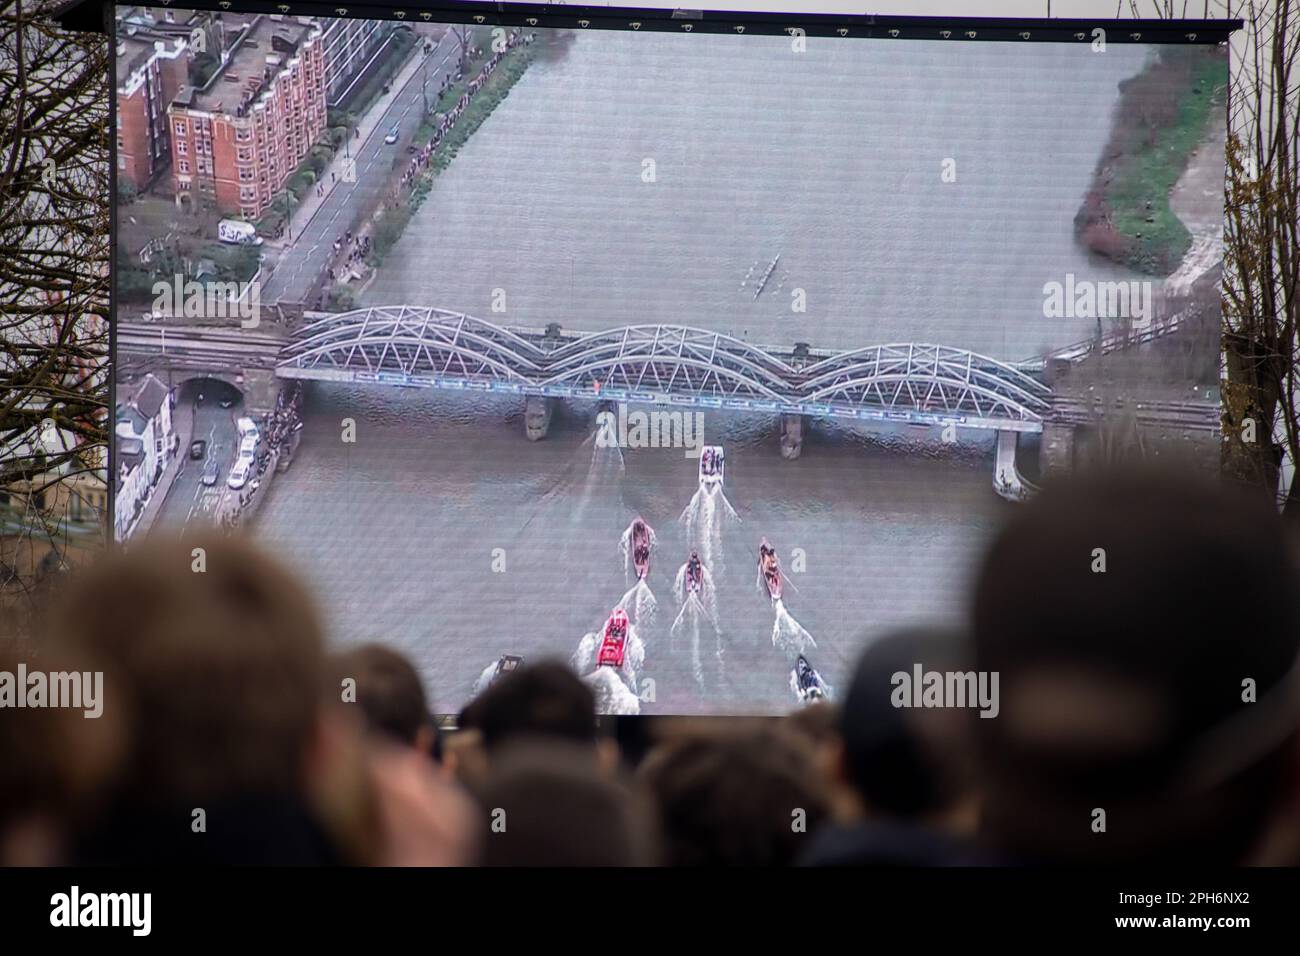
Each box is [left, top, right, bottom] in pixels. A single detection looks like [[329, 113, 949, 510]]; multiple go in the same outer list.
[[368, 41, 536, 266], [1075, 46, 1228, 275]]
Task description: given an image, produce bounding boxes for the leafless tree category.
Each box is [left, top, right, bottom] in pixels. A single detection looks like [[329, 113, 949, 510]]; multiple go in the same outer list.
[[1108, 2, 1299, 510], [1219, 1, 1300, 515], [0, 0, 109, 629]]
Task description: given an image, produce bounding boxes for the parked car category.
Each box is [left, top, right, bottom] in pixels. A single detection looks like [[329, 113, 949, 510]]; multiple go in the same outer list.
[[238, 434, 258, 459], [226, 459, 251, 490], [201, 458, 220, 487], [236, 416, 259, 440], [189, 439, 207, 460], [384, 124, 400, 144]]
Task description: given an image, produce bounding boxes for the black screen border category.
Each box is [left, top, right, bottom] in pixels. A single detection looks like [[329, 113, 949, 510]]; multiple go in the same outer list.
[[106, 1, 1238, 723], [104, 1, 1240, 43]]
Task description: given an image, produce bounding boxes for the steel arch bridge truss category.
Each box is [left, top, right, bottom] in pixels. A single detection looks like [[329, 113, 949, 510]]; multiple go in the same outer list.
[[800, 344, 1050, 427], [278, 308, 1051, 430], [542, 325, 795, 404], [280, 306, 547, 384]]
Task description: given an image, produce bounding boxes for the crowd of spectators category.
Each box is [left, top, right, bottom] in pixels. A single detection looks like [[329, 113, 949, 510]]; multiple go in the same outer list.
[[3, 467, 1300, 866], [219, 385, 303, 533]]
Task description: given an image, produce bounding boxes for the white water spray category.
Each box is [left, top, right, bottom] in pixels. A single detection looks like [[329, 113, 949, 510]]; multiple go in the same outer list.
[[771, 598, 816, 654], [679, 486, 739, 575], [583, 667, 642, 715], [616, 578, 657, 633]]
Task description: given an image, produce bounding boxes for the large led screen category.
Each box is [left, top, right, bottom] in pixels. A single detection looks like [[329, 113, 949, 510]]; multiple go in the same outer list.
[[113, 6, 1227, 714]]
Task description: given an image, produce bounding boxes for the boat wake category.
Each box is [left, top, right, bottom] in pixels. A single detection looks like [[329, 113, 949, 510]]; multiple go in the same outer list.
[[616, 578, 657, 633], [771, 599, 816, 654], [522, 429, 625, 536], [679, 487, 739, 575], [672, 561, 718, 627], [583, 666, 642, 715], [471, 660, 498, 697], [669, 593, 722, 688], [575, 433, 625, 520]]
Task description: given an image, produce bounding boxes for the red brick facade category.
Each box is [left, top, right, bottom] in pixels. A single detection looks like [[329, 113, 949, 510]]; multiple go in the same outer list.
[[116, 37, 189, 191], [169, 16, 326, 220]]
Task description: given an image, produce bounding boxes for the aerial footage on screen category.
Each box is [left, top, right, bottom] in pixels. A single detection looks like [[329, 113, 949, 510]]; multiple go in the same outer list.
[[113, 7, 1225, 714]]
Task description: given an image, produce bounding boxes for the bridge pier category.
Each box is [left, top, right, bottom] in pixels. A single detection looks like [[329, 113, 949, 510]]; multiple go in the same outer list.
[[525, 396, 555, 441], [1040, 421, 1076, 477], [779, 414, 805, 460], [994, 431, 1031, 501], [240, 369, 280, 417]]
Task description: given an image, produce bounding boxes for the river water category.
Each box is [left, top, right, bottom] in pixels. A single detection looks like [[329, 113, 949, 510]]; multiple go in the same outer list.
[[258, 33, 1163, 714], [365, 30, 1150, 359]]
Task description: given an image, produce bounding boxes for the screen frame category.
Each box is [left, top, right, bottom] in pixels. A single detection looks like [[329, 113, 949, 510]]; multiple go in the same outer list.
[[107, 1, 1238, 723], [102, 1, 1241, 43]]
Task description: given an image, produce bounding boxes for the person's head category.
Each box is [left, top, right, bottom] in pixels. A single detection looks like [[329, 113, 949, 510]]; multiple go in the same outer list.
[[47, 534, 327, 809], [458, 659, 596, 756], [972, 467, 1300, 864], [0, 640, 123, 865], [475, 740, 656, 866], [329, 644, 434, 752], [837, 628, 975, 823], [639, 725, 831, 866], [783, 702, 858, 820]]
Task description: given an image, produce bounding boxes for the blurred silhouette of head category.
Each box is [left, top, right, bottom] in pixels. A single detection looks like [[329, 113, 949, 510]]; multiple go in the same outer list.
[[330, 644, 432, 749], [0, 640, 122, 864], [476, 740, 656, 866], [48, 535, 327, 820], [639, 726, 831, 866], [838, 627, 973, 820], [458, 659, 596, 754], [972, 467, 1300, 864]]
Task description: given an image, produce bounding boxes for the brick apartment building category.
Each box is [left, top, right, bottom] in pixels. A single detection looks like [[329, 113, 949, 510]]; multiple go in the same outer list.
[[114, 7, 196, 191], [168, 14, 326, 220]]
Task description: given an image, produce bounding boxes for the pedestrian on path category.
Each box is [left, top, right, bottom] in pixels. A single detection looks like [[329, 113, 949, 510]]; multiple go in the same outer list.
[[331, 171, 336, 184]]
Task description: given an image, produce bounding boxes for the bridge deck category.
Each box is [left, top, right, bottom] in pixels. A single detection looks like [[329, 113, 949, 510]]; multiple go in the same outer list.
[[117, 308, 1220, 434]]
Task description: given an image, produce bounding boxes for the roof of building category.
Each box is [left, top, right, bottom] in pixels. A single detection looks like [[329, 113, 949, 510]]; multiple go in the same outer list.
[[115, 7, 195, 88], [118, 440, 145, 474], [131, 374, 169, 420], [118, 435, 144, 454], [185, 14, 318, 117]]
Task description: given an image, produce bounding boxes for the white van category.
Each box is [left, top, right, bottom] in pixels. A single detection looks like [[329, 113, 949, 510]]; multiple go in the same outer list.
[[236, 416, 259, 440], [218, 218, 264, 246], [238, 433, 258, 459], [226, 458, 252, 490]]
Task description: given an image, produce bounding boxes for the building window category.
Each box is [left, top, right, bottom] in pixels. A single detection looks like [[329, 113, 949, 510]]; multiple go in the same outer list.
[[176, 139, 187, 155], [174, 121, 186, 137], [179, 160, 189, 173]]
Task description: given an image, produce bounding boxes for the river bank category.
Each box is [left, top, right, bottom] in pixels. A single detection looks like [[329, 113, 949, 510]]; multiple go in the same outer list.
[[1074, 45, 1228, 276], [367, 30, 539, 269]]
